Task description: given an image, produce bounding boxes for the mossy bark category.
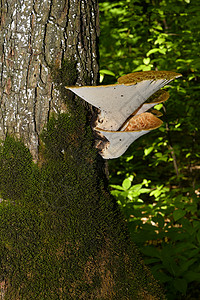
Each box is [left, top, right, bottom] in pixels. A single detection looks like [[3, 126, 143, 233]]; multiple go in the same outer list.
[[0, 0, 166, 299]]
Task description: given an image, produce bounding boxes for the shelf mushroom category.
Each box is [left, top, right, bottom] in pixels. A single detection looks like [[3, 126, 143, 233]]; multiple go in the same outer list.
[[95, 112, 163, 159], [66, 71, 181, 159]]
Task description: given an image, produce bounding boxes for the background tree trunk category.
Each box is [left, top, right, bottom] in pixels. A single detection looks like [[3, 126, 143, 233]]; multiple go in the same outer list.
[[0, 0, 166, 299]]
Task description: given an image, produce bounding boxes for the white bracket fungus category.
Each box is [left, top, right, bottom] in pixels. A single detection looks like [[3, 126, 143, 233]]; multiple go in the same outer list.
[[66, 71, 181, 159]]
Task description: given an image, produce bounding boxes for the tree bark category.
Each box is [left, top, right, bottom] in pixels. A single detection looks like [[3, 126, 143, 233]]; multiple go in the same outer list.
[[0, 0, 166, 299], [0, 0, 99, 160]]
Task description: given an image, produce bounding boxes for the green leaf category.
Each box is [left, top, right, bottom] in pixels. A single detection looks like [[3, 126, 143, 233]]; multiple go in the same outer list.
[[140, 246, 161, 258], [155, 37, 166, 45], [129, 183, 143, 192], [180, 258, 197, 273], [154, 103, 163, 110], [162, 256, 178, 276], [122, 178, 131, 190], [188, 248, 200, 258], [159, 48, 167, 54], [152, 214, 164, 228], [143, 57, 150, 65], [173, 209, 186, 221], [197, 230, 200, 245], [144, 258, 161, 264], [110, 184, 124, 191], [99, 69, 116, 77], [185, 271, 200, 282], [146, 48, 160, 56], [144, 146, 154, 156], [153, 270, 172, 283], [139, 188, 151, 194], [173, 278, 187, 295]]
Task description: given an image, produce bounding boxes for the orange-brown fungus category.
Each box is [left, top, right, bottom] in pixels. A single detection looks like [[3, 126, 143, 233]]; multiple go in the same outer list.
[[146, 89, 170, 103], [124, 112, 163, 131], [149, 109, 163, 117], [117, 71, 182, 85]]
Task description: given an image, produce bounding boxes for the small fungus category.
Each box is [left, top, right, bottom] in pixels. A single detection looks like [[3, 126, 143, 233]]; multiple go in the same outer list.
[[95, 128, 152, 159]]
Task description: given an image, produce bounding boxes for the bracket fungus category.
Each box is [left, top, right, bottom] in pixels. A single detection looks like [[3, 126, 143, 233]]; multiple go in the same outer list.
[[66, 71, 181, 159]]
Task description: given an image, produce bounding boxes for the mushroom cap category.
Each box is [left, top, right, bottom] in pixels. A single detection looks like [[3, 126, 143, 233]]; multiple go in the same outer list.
[[66, 71, 181, 131], [146, 89, 170, 103], [95, 129, 151, 159], [128, 90, 169, 118], [117, 70, 181, 85], [124, 112, 163, 131]]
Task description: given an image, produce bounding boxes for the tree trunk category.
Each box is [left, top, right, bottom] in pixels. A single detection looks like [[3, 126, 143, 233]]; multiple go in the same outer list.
[[0, 0, 165, 299], [0, 0, 99, 160]]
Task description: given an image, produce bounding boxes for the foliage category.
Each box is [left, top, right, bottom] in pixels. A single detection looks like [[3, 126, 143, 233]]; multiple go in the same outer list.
[[99, 0, 200, 299], [110, 177, 200, 299], [99, 0, 200, 78]]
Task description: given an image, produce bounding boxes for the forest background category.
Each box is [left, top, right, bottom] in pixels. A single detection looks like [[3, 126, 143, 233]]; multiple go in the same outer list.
[[99, 0, 200, 299], [0, 0, 199, 299]]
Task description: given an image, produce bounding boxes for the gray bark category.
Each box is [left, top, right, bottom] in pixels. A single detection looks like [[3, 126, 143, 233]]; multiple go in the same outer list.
[[0, 0, 99, 161]]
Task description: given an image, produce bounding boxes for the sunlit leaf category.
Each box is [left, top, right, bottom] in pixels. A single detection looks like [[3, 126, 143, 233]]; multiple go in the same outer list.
[[143, 57, 150, 65], [144, 146, 154, 156], [122, 178, 131, 190], [99, 69, 116, 77]]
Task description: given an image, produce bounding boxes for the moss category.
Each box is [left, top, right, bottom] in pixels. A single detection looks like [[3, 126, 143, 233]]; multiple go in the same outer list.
[[0, 136, 35, 202], [59, 58, 78, 87], [51, 58, 78, 107]]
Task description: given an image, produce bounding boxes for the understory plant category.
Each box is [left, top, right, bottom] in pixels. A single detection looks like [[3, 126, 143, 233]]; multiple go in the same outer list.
[[110, 176, 200, 299]]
